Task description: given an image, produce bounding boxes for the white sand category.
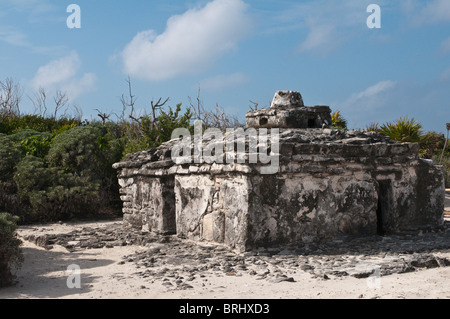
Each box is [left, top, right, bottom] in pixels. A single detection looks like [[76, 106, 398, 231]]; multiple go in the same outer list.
[[0, 220, 449, 300]]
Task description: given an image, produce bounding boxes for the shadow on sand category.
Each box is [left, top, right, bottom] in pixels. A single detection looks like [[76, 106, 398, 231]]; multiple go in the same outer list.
[[0, 245, 116, 299]]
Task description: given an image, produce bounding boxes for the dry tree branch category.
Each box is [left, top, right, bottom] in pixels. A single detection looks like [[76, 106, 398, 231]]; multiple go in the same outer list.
[[95, 108, 111, 126], [53, 90, 69, 119], [249, 100, 258, 111], [0, 77, 22, 117]]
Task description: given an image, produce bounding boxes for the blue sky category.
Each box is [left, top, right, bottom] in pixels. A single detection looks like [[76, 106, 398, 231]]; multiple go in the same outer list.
[[0, 0, 449, 133]]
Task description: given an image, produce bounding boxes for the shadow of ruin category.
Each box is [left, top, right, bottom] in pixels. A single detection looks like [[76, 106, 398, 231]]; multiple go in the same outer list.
[[113, 90, 446, 253]]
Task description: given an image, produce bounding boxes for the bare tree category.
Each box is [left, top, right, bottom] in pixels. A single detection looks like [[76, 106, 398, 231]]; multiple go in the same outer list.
[[120, 76, 139, 123], [95, 108, 111, 126], [119, 76, 171, 144], [249, 100, 259, 111], [53, 90, 69, 119], [30, 87, 48, 117], [189, 85, 244, 130], [30, 88, 70, 119], [71, 104, 83, 121], [0, 78, 22, 117]]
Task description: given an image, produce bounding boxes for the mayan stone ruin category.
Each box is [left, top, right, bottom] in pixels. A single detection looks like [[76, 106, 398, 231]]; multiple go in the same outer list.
[[113, 90, 445, 252]]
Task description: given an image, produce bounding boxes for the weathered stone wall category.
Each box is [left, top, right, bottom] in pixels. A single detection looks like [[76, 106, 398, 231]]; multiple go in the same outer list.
[[174, 174, 250, 249], [118, 175, 175, 234], [113, 98, 445, 252], [114, 144, 178, 235]]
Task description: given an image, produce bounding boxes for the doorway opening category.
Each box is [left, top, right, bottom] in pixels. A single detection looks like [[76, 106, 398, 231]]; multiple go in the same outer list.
[[376, 180, 392, 236]]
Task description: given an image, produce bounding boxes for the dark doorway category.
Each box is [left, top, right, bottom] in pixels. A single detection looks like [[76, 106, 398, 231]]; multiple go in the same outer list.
[[376, 180, 391, 235], [161, 176, 177, 235]]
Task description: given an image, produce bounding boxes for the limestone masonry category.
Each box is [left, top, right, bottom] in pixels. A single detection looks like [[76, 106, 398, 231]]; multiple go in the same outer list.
[[113, 90, 445, 252]]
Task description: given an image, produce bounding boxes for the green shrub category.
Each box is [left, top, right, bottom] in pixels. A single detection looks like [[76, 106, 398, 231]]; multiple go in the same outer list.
[[365, 122, 380, 132], [379, 117, 423, 143], [45, 123, 123, 219], [121, 104, 193, 156], [0, 114, 80, 135], [0, 135, 20, 182], [331, 111, 347, 130], [14, 155, 102, 222], [7, 129, 53, 158], [419, 131, 446, 159], [0, 212, 23, 287]]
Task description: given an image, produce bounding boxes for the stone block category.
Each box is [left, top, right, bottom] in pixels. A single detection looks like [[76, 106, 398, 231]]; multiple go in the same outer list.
[[202, 212, 225, 243], [271, 90, 304, 108]]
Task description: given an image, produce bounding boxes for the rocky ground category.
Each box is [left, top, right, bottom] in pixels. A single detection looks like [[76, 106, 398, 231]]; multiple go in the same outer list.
[[21, 218, 450, 292]]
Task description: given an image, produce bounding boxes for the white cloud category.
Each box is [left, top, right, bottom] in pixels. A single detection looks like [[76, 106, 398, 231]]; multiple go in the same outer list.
[[404, 0, 450, 26], [0, 24, 66, 55], [121, 0, 252, 81], [200, 72, 248, 91], [439, 37, 450, 54], [31, 52, 96, 100], [440, 66, 450, 81], [0, 26, 29, 47], [339, 80, 397, 128], [297, 23, 335, 54], [1, 0, 55, 16], [421, 0, 450, 23], [348, 80, 397, 103], [270, 0, 382, 55], [337, 78, 449, 132]]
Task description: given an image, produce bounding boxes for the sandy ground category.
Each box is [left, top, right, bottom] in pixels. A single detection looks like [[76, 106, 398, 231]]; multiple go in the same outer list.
[[0, 216, 449, 300]]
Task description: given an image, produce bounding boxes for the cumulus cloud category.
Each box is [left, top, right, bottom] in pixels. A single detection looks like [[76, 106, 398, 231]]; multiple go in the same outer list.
[[31, 52, 96, 100], [121, 0, 252, 81]]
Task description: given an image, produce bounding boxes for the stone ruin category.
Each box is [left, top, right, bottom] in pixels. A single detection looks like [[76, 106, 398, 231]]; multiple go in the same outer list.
[[113, 90, 445, 252]]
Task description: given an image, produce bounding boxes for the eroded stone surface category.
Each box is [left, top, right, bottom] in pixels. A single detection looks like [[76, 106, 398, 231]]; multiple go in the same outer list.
[[113, 91, 445, 252], [271, 91, 304, 108]]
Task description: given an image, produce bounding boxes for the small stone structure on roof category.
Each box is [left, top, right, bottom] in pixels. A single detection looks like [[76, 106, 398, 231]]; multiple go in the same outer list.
[[113, 90, 445, 252]]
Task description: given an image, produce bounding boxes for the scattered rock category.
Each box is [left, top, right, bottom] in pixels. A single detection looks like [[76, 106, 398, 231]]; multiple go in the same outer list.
[[20, 220, 450, 286]]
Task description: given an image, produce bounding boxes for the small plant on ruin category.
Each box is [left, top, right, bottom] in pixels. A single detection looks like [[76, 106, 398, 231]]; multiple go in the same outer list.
[[378, 117, 423, 143], [365, 122, 380, 133], [331, 111, 347, 130]]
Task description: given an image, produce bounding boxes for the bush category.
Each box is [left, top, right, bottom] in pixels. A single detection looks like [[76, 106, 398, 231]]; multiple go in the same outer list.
[[0, 212, 23, 287], [45, 123, 123, 220], [379, 117, 423, 143], [419, 131, 446, 159], [331, 111, 347, 130], [7, 129, 53, 158], [0, 135, 20, 182], [0, 114, 80, 135], [14, 155, 102, 222], [121, 103, 193, 156]]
